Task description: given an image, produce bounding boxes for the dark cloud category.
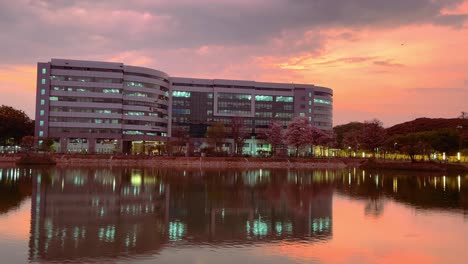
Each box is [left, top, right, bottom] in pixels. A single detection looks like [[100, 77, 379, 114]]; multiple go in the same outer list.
[[0, 0, 466, 64]]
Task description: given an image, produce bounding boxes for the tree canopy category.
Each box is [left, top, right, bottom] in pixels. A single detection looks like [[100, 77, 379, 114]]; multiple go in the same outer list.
[[0, 105, 34, 145]]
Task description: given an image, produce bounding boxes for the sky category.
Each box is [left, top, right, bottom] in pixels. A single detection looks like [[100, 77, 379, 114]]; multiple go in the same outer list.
[[0, 0, 467, 127]]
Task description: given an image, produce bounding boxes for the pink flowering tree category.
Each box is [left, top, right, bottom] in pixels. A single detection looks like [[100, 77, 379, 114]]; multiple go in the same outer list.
[[265, 120, 284, 156], [285, 117, 313, 157]]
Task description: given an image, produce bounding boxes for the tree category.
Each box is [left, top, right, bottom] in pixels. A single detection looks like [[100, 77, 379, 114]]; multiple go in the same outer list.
[[310, 127, 332, 156], [343, 129, 361, 155], [360, 119, 387, 157], [39, 137, 55, 152], [230, 117, 249, 156], [171, 127, 190, 155], [20, 136, 35, 153], [0, 105, 34, 145], [459, 111, 468, 119], [265, 121, 284, 156], [205, 122, 227, 153], [333, 122, 364, 149], [285, 117, 312, 157]]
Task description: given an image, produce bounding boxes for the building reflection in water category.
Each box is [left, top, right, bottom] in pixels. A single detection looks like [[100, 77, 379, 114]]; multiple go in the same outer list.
[[28, 168, 334, 262]]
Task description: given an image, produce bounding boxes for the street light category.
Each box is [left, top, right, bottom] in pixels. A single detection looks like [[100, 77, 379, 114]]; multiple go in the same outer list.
[[456, 125, 463, 161]]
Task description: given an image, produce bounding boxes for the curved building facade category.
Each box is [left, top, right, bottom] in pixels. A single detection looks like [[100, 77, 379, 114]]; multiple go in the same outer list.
[[35, 58, 332, 154], [35, 59, 170, 153]]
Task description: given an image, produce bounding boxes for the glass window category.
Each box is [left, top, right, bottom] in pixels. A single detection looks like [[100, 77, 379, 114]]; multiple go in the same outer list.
[[300, 113, 305, 117], [49, 96, 58, 101], [172, 91, 191, 98], [41, 89, 45, 95], [218, 93, 251, 100], [39, 131, 44, 137], [42, 68, 46, 74], [276, 96, 293, 102], [308, 108, 312, 113], [39, 120, 44, 126], [309, 92, 312, 97], [40, 99, 45, 105], [314, 98, 332, 105], [41, 78, 46, 85], [40, 110, 45, 116], [309, 101, 312, 105], [255, 95, 273, 101]]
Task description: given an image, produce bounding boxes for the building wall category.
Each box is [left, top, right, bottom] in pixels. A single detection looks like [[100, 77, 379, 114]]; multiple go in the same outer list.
[[35, 59, 170, 153], [35, 59, 333, 154]]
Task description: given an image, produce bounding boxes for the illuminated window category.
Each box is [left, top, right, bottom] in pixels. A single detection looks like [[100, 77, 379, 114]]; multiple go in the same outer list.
[[255, 95, 273, 101], [172, 91, 191, 98], [39, 131, 44, 137], [40, 110, 45, 116], [314, 98, 331, 105], [41, 89, 45, 95], [103, 89, 120, 93], [42, 68, 46, 74], [39, 120, 44, 126], [309, 92, 312, 97], [218, 93, 251, 100], [41, 78, 46, 85], [308, 108, 312, 113], [276, 96, 293, 102], [49, 96, 58, 101], [40, 99, 45, 105], [300, 113, 305, 117]]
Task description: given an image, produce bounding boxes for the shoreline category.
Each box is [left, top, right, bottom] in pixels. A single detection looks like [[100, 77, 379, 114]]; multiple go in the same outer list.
[[1, 155, 467, 172]]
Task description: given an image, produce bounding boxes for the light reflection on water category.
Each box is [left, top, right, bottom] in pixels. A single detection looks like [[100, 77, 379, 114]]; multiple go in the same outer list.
[[0, 166, 467, 263]]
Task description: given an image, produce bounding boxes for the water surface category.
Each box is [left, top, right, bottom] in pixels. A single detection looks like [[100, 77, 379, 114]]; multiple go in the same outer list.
[[0, 166, 467, 263]]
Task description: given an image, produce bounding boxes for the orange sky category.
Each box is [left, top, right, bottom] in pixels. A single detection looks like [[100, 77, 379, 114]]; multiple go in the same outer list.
[[0, 0, 467, 126]]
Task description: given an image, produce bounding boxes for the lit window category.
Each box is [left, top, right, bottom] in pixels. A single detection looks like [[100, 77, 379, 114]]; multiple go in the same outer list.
[[309, 101, 312, 105], [41, 89, 45, 95], [42, 68, 46, 74], [40, 99, 45, 105], [41, 78, 46, 85], [103, 89, 120, 94], [207, 93, 213, 99], [49, 96, 58, 101], [313, 98, 331, 105], [308, 108, 312, 113], [276, 96, 293, 102], [255, 95, 273, 101], [172, 91, 191, 98], [39, 131, 44, 137], [39, 120, 44, 126], [40, 110, 45, 116], [309, 92, 312, 97], [300, 113, 305, 117]]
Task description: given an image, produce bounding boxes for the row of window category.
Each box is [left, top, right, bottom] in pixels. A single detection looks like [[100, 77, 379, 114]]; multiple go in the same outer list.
[[218, 109, 251, 115], [218, 101, 251, 108], [51, 75, 122, 84], [50, 107, 122, 114], [123, 130, 167, 136], [124, 81, 168, 90], [49, 128, 122, 134]]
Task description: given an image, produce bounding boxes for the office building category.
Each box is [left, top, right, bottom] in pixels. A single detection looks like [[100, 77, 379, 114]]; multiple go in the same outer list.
[[35, 59, 333, 154]]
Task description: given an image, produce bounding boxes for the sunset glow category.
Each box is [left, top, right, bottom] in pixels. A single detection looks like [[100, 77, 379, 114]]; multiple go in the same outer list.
[[0, 0, 467, 126]]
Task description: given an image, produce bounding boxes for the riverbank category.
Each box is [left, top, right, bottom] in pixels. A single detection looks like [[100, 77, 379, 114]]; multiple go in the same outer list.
[[1, 154, 467, 172]]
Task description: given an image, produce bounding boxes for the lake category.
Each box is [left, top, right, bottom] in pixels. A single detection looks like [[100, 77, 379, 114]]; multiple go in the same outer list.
[[0, 166, 467, 263]]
